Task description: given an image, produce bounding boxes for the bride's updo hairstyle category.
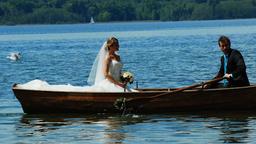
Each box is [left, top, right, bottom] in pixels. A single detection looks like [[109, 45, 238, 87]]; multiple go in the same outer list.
[[106, 37, 119, 51]]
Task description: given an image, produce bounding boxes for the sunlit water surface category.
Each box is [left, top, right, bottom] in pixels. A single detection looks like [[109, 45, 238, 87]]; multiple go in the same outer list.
[[1, 19, 256, 143]]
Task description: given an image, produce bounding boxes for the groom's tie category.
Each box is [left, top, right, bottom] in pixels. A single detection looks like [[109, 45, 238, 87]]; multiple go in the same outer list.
[[223, 55, 228, 87]]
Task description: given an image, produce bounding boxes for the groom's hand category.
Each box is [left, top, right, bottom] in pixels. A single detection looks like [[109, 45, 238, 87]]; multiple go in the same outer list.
[[224, 73, 232, 79]]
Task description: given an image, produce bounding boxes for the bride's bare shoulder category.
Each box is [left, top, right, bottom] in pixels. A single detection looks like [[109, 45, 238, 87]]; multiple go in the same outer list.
[[107, 54, 115, 60], [106, 54, 120, 62], [105, 54, 113, 63]]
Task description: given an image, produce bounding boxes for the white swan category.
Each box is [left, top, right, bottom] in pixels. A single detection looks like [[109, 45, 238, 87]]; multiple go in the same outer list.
[[7, 52, 21, 61]]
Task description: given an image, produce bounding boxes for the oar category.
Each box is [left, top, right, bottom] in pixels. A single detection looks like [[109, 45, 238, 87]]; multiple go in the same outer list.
[[114, 77, 226, 111]]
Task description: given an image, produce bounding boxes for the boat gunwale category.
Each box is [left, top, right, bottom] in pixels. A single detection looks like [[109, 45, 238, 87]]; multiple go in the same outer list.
[[12, 84, 256, 94]]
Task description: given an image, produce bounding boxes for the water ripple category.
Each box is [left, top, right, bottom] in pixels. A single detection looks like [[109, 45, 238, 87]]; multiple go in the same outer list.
[[1, 20, 256, 143]]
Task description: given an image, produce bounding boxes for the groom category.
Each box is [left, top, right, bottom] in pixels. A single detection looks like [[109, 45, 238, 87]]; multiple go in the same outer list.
[[207, 36, 250, 88]]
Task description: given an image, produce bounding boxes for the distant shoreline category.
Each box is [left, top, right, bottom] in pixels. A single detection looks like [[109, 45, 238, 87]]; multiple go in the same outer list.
[[1, 18, 256, 27], [1, 0, 256, 27]]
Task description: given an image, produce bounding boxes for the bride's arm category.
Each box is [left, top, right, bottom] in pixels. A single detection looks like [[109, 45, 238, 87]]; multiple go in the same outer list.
[[103, 56, 125, 88]]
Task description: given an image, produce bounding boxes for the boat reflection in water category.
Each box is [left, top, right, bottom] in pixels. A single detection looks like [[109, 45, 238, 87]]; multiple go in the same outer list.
[[15, 112, 255, 143]]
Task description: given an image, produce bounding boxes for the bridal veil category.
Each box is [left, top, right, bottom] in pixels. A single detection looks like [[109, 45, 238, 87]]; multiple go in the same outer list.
[[87, 41, 108, 85]]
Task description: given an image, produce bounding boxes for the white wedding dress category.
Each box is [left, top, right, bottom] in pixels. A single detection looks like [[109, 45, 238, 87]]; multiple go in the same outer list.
[[88, 59, 126, 92], [17, 41, 136, 92]]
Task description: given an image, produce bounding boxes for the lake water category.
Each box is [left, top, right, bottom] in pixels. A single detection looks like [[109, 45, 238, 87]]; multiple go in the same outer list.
[[1, 19, 256, 143]]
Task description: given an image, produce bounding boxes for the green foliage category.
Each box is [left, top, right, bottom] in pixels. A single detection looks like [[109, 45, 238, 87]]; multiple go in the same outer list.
[[191, 3, 213, 20], [25, 8, 80, 24], [0, 0, 256, 25]]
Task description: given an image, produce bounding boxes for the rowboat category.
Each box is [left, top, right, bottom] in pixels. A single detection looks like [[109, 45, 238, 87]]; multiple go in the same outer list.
[[12, 82, 256, 114]]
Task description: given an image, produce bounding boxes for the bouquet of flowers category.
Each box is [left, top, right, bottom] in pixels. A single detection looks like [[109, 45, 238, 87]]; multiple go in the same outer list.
[[120, 71, 134, 84]]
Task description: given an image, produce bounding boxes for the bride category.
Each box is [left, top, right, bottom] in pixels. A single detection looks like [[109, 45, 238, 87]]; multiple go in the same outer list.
[[17, 37, 135, 92], [86, 36, 129, 92]]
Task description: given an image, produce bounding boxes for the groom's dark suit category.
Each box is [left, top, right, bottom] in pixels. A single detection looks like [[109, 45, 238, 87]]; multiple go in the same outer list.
[[215, 48, 250, 87]]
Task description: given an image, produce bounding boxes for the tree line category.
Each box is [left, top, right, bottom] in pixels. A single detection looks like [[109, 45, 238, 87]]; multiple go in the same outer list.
[[0, 0, 256, 25]]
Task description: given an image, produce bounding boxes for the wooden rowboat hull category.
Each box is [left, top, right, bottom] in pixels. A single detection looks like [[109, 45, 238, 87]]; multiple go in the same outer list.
[[12, 85, 256, 114]]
